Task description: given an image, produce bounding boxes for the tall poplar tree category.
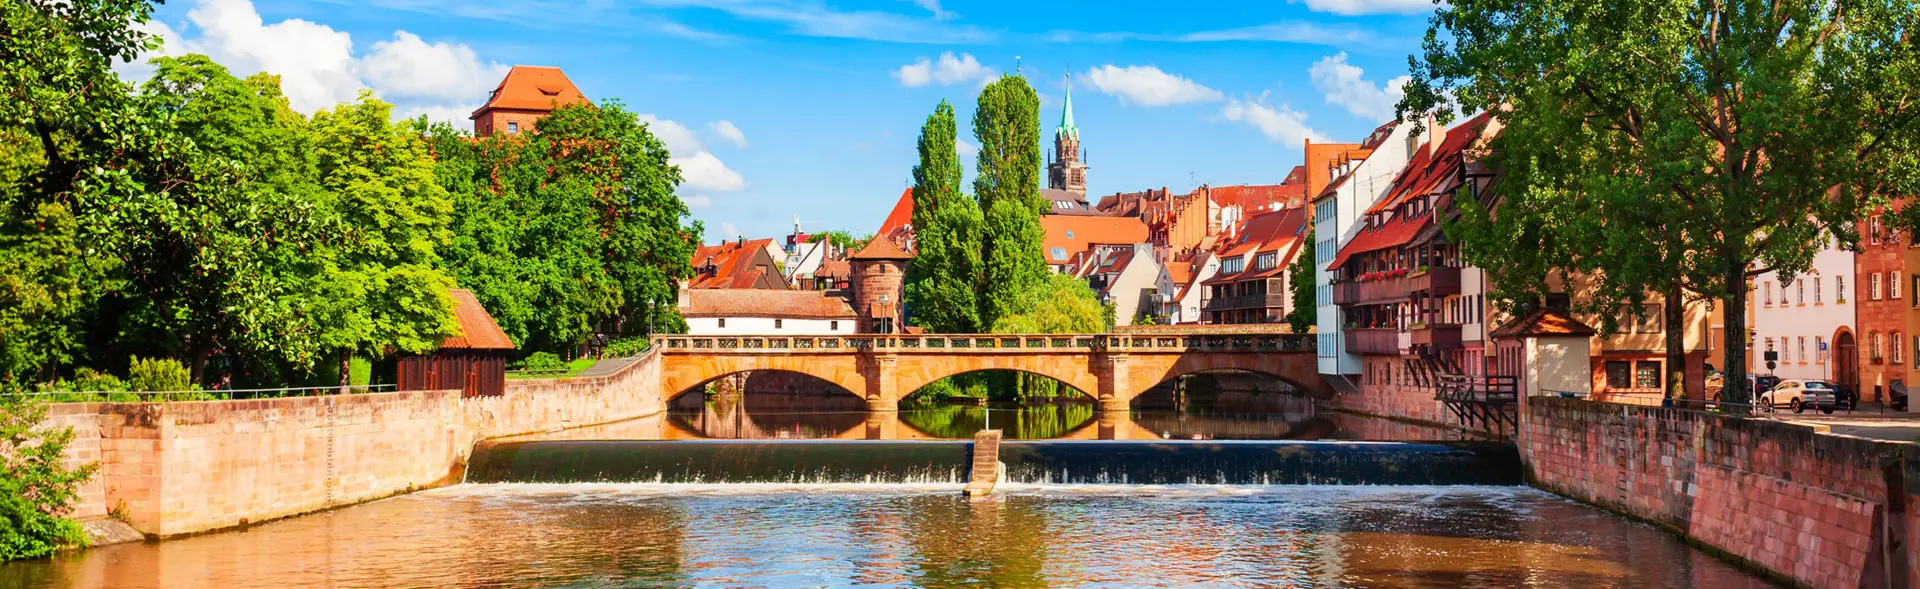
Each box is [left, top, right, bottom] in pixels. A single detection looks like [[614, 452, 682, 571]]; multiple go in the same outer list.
[[904, 100, 983, 333], [1403, 0, 1920, 404], [973, 75, 1048, 329]]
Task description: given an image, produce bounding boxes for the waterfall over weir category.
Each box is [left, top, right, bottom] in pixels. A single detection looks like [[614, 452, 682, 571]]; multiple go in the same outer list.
[[465, 440, 1522, 486]]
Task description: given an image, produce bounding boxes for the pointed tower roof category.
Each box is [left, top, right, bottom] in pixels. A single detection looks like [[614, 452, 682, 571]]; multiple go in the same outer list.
[[1058, 73, 1078, 140]]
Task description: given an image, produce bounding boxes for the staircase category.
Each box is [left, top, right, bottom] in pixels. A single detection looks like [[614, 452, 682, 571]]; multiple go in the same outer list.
[[964, 430, 1004, 497]]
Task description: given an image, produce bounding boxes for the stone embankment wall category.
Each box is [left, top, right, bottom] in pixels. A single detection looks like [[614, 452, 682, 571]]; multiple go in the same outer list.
[[1520, 397, 1917, 589], [49, 349, 662, 538]]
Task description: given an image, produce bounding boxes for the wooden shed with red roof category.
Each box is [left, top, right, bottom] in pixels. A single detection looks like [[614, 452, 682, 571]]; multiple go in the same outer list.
[[399, 289, 516, 397]]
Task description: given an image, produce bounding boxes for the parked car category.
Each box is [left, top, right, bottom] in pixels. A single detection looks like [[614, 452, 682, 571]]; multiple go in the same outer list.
[[1760, 379, 1839, 414], [1706, 374, 1780, 401]]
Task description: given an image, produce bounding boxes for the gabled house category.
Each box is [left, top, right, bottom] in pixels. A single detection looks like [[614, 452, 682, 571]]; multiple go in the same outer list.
[[1201, 207, 1308, 325], [1086, 243, 1166, 325], [1040, 214, 1149, 274], [692, 239, 789, 290], [1162, 242, 1221, 324], [470, 66, 588, 138]]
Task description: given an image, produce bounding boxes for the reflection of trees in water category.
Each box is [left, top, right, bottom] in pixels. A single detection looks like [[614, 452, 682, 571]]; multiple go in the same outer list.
[[667, 391, 869, 439], [894, 496, 1053, 588], [908, 371, 1090, 404], [898, 404, 1096, 439], [1132, 372, 1312, 413]]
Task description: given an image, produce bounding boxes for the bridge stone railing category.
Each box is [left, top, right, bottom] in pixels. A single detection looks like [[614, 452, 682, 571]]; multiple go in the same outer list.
[[652, 333, 1315, 354]]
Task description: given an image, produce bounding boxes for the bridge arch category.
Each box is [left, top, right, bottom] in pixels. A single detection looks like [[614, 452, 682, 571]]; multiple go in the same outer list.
[[889, 354, 1102, 406], [1123, 352, 1334, 402], [658, 354, 867, 402], [897, 368, 1097, 405]]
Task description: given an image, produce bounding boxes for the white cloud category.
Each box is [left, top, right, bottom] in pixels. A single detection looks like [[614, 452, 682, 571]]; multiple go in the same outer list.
[[117, 0, 506, 119], [674, 151, 748, 192], [359, 31, 509, 104], [638, 114, 705, 154], [1222, 95, 1324, 144], [1177, 21, 1378, 46], [904, 0, 953, 20], [709, 120, 749, 148], [956, 138, 977, 157], [1309, 52, 1409, 122], [683, 194, 713, 209], [895, 52, 995, 87], [1297, 0, 1438, 16], [1081, 65, 1223, 107], [719, 222, 742, 239]]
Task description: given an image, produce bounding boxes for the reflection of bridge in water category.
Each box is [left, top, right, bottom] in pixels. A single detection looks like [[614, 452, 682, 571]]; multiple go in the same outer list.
[[652, 331, 1327, 412]]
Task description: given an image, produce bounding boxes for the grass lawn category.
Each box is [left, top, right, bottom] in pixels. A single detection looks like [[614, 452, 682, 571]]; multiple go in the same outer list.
[[506, 357, 599, 380]]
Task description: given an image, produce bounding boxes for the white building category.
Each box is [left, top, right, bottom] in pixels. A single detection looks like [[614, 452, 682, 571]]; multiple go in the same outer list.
[[1088, 243, 1166, 326], [1163, 250, 1221, 324], [1313, 120, 1426, 378], [679, 287, 858, 335], [1751, 242, 1857, 383]]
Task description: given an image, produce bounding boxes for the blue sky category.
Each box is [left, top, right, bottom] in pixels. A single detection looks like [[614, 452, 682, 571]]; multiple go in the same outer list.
[[130, 0, 1439, 243]]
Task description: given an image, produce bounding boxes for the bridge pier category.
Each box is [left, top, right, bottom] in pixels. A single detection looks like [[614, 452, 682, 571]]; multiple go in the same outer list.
[[1096, 353, 1131, 413], [864, 354, 899, 412]]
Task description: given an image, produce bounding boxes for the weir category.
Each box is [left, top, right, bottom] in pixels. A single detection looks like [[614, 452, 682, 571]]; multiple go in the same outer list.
[[464, 438, 1522, 486]]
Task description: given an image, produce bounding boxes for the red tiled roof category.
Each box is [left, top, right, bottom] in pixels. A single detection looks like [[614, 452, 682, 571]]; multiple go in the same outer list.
[[1328, 213, 1432, 271], [817, 259, 851, 278], [691, 239, 785, 289], [444, 289, 515, 350], [1092, 248, 1135, 275], [1041, 215, 1149, 263], [876, 188, 914, 246], [1366, 113, 1492, 216], [1490, 309, 1598, 338], [1209, 182, 1305, 212], [471, 66, 588, 119], [1203, 208, 1307, 286], [683, 289, 856, 319], [851, 234, 913, 260]]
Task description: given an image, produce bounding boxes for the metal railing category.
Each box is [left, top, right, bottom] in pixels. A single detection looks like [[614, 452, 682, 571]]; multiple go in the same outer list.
[[652, 333, 1317, 354], [6, 384, 399, 402]]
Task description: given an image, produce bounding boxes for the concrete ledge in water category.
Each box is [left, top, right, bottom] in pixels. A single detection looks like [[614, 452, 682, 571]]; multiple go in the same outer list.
[[964, 430, 1003, 497]]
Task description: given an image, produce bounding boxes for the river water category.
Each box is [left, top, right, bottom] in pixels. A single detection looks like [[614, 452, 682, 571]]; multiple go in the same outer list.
[[0, 390, 1781, 588], [6, 484, 1776, 588]]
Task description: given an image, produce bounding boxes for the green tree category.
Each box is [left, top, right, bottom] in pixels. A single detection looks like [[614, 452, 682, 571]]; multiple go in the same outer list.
[[973, 76, 1048, 328], [433, 100, 698, 353], [0, 388, 95, 561], [807, 230, 873, 253], [904, 101, 984, 333], [1285, 228, 1318, 334], [1401, 0, 1920, 403], [305, 94, 461, 384]]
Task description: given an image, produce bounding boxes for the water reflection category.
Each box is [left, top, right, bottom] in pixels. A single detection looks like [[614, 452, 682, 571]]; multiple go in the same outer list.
[[2, 485, 1779, 589], [662, 393, 1464, 441]]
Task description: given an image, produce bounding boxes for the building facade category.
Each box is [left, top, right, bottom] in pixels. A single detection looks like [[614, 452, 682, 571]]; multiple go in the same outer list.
[[680, 289, 858, 335], [1857, 205, 1906, 406], [1313, 122, 1416, 378], [470, 66, 588, 138], [1753, 242, 1857, 386]]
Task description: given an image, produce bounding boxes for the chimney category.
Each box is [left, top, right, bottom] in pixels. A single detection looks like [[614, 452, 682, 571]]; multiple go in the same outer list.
[[1426, 112, 1445, 153], [675, 280, 691, 311]]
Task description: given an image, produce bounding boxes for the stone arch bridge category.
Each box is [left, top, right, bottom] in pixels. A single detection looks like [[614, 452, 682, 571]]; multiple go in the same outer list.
[[652, 331, 1327, 412]]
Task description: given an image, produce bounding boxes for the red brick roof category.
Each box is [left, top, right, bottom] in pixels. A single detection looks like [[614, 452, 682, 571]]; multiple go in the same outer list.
[[683, 289, 856, 319], [851, 234, 913, 260], [1041, 215, 1150, 263], [1204, 208, 1307, 286], [691, 239, 785, 289], [471, 66, 588, 119], [444, 289, 515, 350], [1490, 309, 1598, 338], [1209, 179, 1305, 213], [1366, 112, 1492, 216], [1328, 213, 1431, 271], [876, 188, 914, 249]]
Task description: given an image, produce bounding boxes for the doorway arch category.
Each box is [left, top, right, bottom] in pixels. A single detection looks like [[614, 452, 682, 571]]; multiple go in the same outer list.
[[1833, 327, 1858, 395]]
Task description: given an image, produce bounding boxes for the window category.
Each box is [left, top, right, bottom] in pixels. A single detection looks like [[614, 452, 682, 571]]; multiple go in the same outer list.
[[1797, 279, 1806, 304], [830, 320, 839, 331], [1798, 337, 1807, 364], [718, 318, 727, 328], [1838, 275, 1847, 302], [1050, 247, 1067, 261], [1896, 271, 1904, 299], [507, 122, 519, 133], [1872, 332, 1885, 360], [1914, 335, 1919, 369], [1635, 361, 1660, 389], [1817, 336, 1827, 364], [1764, 282, 1773, 305], [1606, 361, 1632, 389], [1222, 257, 1245, 274], [1896, 332, 1906, 365], [774, 319, 783, 329], [1873, 272, 1885, 300], [1065, 230, 1076, 239], [1814, 277, 1823, 303], [1256, 252, 1278, 270]]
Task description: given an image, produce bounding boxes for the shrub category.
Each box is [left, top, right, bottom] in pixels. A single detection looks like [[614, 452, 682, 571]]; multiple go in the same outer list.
[[603, 337, 651, 358], [520, 352, 566, 371], [0, 385, 95, 561], [127, 357, 193, 392]]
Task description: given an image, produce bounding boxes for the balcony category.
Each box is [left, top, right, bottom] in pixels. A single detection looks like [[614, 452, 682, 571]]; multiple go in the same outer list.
[[1203, 292, 1288, 312], [1333, 267, 1462, 306], [1410, 323, 1463, 349], [1344, 327, 1402, 356]]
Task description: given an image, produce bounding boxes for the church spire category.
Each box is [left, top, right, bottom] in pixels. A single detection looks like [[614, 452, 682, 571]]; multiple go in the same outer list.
[[1058, 73, 1078, 140]]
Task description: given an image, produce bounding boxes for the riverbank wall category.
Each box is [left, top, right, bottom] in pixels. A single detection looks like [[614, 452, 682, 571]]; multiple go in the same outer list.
[[47, 349, 663, 538], [1519, 396, 1917, 589]]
